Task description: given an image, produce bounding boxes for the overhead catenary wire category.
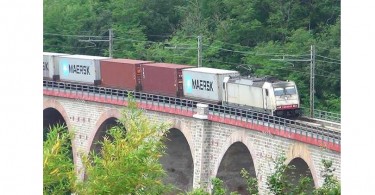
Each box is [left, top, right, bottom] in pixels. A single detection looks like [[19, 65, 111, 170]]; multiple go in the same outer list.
[[113, 37, 197, 49], [43, 44, 105, 50], [148, 52, 199, 61], [97, 35, 317, 58], [203, 43, 314, 58], [44, 33, 340, 77], [44, 32, 108, 39], [45, 33, 339, 61], [202, 58, 340, 79], [315, 71, 341, 78], [42, 47, 340, 80], [45, 32, 340, 59], [316, 59, 341, 65], [316, 54, 340, 62], [130, 47, 341, 79]]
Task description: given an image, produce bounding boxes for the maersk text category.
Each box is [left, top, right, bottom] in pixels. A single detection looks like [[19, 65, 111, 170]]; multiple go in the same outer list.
[[192, 79, 214, 91], [69, 65, 91, 75]]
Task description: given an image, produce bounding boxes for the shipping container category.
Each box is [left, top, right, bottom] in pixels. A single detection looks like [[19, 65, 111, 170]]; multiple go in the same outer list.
[[43, 52, 69, 80], [182, 67, 240, 102], [100, 59, 152, 90], [56, 55, 109, 85], [141, 63, 193, 97]]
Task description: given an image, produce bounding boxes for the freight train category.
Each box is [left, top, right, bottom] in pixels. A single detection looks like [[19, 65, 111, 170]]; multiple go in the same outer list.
[[43, 52, 301, 118]]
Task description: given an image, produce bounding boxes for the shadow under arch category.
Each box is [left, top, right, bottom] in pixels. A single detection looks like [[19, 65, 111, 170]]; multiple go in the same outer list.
[[285, 157, 315, 192], [213, 131, 258, 195], [160, 128, 194, 193], [86, 109, 121, 155], [285, 143, 318, 188], [89, 117, 120, 154], [43, 107, 66, 140], [43, 99, 78, 170]]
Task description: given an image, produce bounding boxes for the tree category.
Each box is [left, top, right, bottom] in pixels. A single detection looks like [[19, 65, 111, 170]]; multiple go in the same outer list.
[[313, 160, 341, 195], [184, 188, 210, 195], [44, 0, 341, 113], [43, 124, 76, 195], [240, 168, 258, 195], [183, 157, 339, 195], [75, 98, 173, 194], [267, 156, 293, 195], [267, 155, 314, 195]]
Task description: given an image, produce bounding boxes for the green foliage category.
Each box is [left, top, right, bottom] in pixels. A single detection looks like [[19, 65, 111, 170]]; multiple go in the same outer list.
[[184, 188, 210, 195], [313, 160, 341, 195], [267, 156, 293, 195], [267, 155, 316, 195], [43, 124, 76, 195], [266, 156, 340, 195], [293, 176, 313, 195], [44, 0, 341, 112], [240, 168, 258, 195], [184, 158, 340, 195], [210, 177, 240, 195], [145, 35, 198, 66], [211, 178, 227, 195], [75, 97, 172, 194]]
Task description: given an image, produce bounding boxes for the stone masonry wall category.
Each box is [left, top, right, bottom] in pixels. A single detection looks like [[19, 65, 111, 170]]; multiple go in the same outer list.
[[43, 95, 340, 194]]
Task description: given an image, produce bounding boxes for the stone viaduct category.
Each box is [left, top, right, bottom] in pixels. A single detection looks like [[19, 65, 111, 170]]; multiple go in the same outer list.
[[43, 88, 340, 194]]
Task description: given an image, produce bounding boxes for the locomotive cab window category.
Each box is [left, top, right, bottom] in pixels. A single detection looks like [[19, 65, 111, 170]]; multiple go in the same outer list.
[[274, 88, 284, 96], [285, 86, 296, 95]]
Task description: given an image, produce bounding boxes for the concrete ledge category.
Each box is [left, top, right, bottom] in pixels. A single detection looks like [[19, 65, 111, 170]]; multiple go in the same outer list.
[[193, 103, 208, 120], [193, 114, 208, 120]]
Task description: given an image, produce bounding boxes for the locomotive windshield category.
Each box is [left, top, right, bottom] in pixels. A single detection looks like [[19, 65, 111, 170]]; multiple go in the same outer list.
[[274, 88, 284, 96], [285, 86, 296, 95], [273, 86, 297, 96]]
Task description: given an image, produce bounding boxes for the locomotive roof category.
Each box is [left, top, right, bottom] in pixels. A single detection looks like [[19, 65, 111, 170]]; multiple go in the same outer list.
[[228, 76, 283, 87]]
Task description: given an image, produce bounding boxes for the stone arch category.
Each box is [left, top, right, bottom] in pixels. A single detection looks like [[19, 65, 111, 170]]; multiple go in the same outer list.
[[86, 109, 121, 154], [213, 130, 258, 194], [285, 143, 318, 188], [160, 127, 194, 193], [157, 118, 195, 193], [213, 130, 258, 178], [43, 99, 78, 169], [168, 118, 194, 161]]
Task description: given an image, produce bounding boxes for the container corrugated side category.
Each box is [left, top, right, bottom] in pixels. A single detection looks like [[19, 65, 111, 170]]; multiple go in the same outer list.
[[43, 52, 69, 80], [100, 59, 152, 90], [57, 55, 109, 85], [182, 68, 240, 102], [141, 63, 193, 97]]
